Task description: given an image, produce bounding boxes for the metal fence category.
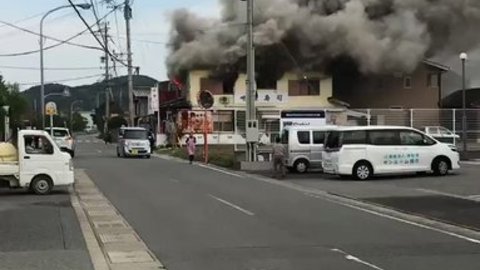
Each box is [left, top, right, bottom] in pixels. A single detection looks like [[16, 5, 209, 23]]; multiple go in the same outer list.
[[230, 108, 480, 154], [349, 109, 480, 151]]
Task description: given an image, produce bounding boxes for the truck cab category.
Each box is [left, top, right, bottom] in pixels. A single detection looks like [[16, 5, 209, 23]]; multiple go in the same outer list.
[[0, 130, 74, 195]]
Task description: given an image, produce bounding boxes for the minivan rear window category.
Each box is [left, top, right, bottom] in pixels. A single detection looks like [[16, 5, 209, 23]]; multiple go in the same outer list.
[[325, 131, 341, 149], [123, 130, 148, 140]]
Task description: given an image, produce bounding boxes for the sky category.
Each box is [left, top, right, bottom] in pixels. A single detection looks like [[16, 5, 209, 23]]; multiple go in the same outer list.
[[0, 0, 220, 90]]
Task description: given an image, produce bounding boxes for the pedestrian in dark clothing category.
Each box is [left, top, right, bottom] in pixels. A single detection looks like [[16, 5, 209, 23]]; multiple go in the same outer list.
[[272, 137, 286, 179]]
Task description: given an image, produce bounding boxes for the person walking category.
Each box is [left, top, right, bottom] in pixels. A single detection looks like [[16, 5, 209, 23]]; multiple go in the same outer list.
[[272, 137, 286, 179], [186, 133, 196, 164]]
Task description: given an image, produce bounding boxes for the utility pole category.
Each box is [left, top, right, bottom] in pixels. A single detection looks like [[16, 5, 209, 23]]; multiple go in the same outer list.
[[124, 0, 135, 126], [104, 23, 110, 134], [246, 0, 257, 161]]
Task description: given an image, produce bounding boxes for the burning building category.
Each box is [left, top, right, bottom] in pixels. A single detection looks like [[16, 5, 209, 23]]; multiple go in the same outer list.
[[164, 0, 480, 142]]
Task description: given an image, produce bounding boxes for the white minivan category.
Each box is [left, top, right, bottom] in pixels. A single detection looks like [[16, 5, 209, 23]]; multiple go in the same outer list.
[[322, 126, 460, 180], [281, 125, 337, 173]]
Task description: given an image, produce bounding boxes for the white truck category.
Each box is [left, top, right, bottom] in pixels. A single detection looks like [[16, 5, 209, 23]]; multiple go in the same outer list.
[[0, 130, 74, 195]]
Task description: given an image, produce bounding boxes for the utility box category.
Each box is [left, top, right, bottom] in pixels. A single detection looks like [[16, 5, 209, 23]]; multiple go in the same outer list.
[[246, 120, 259, 142]]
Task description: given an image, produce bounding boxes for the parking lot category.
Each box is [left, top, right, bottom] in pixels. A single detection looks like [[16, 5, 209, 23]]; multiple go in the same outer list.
[[261, 163, 480, 231]]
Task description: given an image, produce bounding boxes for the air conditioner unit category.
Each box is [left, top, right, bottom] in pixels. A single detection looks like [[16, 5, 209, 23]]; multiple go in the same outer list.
[[218, 96, 231, 106]]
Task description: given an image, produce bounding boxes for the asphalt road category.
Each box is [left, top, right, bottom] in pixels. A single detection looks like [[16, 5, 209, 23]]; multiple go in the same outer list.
[[75, 137, 480, 270], [0, 188, 93, 270]]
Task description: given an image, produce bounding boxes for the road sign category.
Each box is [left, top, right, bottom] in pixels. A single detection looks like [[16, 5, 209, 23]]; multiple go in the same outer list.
[[198, 90, 214, 109], [46, 102, 57, 116]]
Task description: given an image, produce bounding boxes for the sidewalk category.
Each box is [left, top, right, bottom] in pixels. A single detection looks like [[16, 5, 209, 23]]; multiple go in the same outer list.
[[0, 188, 93, 270]]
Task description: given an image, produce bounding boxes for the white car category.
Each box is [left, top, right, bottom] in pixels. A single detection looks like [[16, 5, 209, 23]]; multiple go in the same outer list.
[[45, 127, 75, 157], [424, 126, 460, 145], [322, 126, 460, 180], [116, 127, 151, 158]]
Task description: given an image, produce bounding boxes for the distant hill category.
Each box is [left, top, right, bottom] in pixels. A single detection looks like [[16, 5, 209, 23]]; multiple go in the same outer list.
[[21, 75, 159, 117]]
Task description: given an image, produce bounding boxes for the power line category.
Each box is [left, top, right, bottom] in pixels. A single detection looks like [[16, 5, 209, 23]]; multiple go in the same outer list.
[[68, 0, 128, 67], [0, 19, 100, 51], [0, 65, 104, 71], [18, 73, 103, 86], [0, 11, 46, 29], [0, 8, 119, 57]]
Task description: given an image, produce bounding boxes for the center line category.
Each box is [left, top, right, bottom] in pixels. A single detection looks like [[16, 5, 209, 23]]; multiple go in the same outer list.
[[331, 248, 384, 270], [198, 164, 244, 178], [208, 194, 255, 216]]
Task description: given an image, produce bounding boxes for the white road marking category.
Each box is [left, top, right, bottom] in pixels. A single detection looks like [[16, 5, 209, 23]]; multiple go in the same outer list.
[[331, 248, 384, 270], [97, 150, 102, 154], [307, 192, 480, 245], [169, 178, 180, 183], [416, 188, 480, 202], [208, 194, 255, 216], [197, 163, 245, 178], [86, 140, 91, 143]]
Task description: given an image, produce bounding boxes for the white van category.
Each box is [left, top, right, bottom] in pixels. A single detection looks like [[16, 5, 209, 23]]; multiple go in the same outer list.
[[322, 126, 460, 180], [281, 125, 337, 173]]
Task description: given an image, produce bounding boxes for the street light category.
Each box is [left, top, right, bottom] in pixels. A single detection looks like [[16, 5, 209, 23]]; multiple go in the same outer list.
[[460, 52, 468, 154], [40, 4, 91, 129]]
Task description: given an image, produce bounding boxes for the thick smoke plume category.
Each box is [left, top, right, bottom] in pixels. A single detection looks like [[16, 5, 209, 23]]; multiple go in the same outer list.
[[167, 0, 480, 77]]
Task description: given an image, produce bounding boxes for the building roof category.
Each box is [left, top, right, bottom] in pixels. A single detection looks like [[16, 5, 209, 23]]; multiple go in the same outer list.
[[441, 88, 480, 108], [423, 59, 450, 72]]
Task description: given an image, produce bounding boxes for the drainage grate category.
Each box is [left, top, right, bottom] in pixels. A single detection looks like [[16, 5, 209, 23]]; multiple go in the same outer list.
[[99, 233, 139, 243], [93, 220, 128, 229], [107, 250, 154, 264]]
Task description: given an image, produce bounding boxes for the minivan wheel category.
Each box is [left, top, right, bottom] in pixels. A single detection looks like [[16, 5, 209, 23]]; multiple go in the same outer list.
[[294, 159, 309, 173], [433, 158, 450, 176], [353, 162, 373, 181], [30, 176, 53, 195]]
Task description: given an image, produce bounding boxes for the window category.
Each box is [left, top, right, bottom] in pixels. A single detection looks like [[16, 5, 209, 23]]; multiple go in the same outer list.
[[24, 135, 54, 155], [427, 73, 439, 88], [213, 111, 234, 132], [342, 130, 367, 145], [427, 127, 440, 135], [297, 131, 311, 144], [439, 127, 453, 135], [281, 130, 289, 144], [288, 79, 320, 96], [45, 128, 70, 138], [256, 76, 277, 90], [403, 76, 412, 89], [368, 130, 400, 145], [313, 131, 325, 144], [325, 131, 341, 149], [124, 130, 148, 140], [200, 78, 223, 95], [400, 131, 425, 146]]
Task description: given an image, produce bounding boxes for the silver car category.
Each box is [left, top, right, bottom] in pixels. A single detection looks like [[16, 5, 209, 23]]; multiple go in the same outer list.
[[116, 127, 151, 158], [45, 127, 75, 157]]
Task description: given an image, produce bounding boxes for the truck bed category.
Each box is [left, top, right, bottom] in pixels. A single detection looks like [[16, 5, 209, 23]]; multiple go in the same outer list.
[[0, 161, 19, 176]]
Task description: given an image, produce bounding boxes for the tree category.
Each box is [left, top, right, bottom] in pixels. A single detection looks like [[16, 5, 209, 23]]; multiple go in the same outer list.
[[71, 112, 87, 132], [0, 77, 28, 139]]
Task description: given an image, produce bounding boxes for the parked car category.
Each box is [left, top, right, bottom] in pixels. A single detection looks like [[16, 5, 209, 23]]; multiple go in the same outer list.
[[0, 130, 74, 195], [281, 125, 337, 173], [424, 126, 460, 145], [322, 126, 460, 180], [45, 127, 75, 157], [116, 127, 151, 158]]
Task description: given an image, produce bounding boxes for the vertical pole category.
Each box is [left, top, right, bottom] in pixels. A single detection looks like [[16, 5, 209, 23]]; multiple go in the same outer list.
[[40, 19, 45, 129], [453, 109, 456, 145], [104, 23, 110, 134], [246, 0, 256, 162], [125, 0, 135, 126], [4, 115, 8, 142], [204, 109, 209, 164], [462, 59, 467, 153], [410, 109, 414, 128], [367, 109, 371, 126], [50, 115, 53, 137]]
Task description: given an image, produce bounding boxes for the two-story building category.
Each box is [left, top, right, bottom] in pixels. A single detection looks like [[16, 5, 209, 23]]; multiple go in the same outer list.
[[168, 70, 347, 144]]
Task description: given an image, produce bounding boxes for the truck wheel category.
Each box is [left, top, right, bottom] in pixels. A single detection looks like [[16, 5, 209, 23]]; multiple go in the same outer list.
[[294, 159, 309, 173], [30, 176, 53, 195]]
